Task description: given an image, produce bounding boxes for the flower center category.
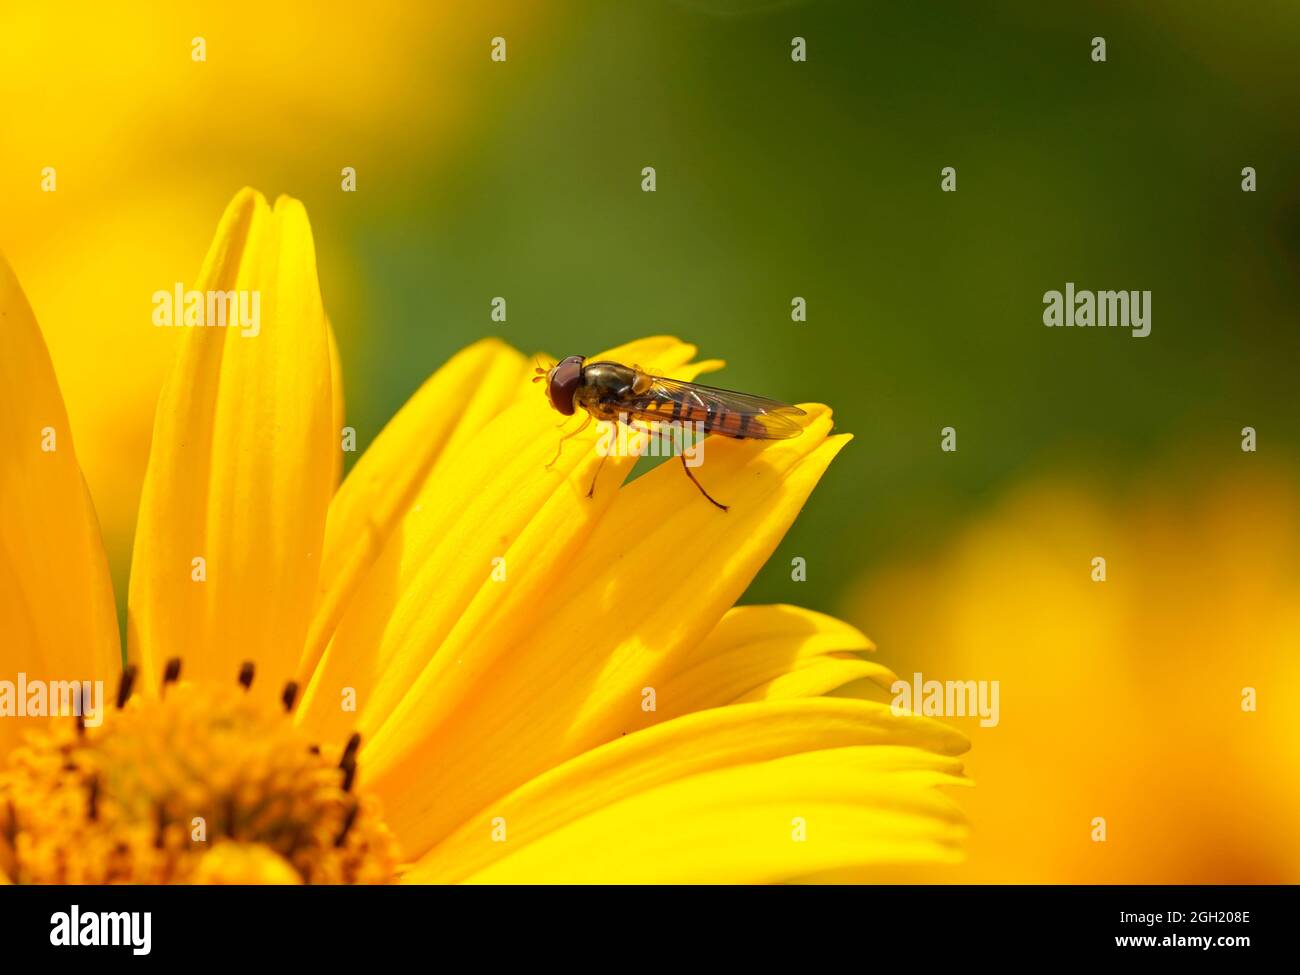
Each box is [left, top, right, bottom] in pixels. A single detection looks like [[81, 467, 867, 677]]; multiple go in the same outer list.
[[0, 662, 398, 884]]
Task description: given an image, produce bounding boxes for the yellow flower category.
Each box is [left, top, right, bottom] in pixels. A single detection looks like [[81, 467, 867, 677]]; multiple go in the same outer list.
[[0, 189, 968, 883]]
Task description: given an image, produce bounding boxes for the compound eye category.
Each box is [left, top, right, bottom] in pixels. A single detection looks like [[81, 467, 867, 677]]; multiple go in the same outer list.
[[547, 355, 584, 415]]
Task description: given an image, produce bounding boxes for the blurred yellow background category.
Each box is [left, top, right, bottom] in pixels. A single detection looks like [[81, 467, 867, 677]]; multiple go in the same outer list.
[[847, 460, 1300, 883]]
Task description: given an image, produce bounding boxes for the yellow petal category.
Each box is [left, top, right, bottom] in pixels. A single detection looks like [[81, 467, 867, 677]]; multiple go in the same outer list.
[[463, 747, 965, 883], [0, 252, 120, 757], [127, 190, 334, 700], [732, 657, 893, 702], [653, 604, 892, 718], [296, 338, 528, 682], [364, 403, 850, 857], [405, 697, 966, 882], [295, 337, 708, 746]]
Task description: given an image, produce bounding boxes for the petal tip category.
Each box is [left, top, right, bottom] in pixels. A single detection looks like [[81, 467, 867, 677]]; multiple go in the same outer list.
[[227, 186, 270, 216]]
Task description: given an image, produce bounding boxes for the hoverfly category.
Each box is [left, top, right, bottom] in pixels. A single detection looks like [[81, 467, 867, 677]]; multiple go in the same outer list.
[[534, 355, 806, 511]]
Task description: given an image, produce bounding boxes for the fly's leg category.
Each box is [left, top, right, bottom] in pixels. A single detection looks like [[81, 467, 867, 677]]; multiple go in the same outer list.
[[680, 453, 728, 511], [586, 452, 610, 498], [546, 413, 592, 469], [587, 417, 652, 500]]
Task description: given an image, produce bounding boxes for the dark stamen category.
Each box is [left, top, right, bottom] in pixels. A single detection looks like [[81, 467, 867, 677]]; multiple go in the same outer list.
[[339, 732, 362, 793], [116, 664, 137, 709], [154, 802, 167, 849], [340, 733, 361, 766], [162, 658, 182, 692], [334, 804, 359, 847], [87, 774, 100, 822], [281, 681, 299, 713], [238, 661, 255, 690], [2, 800, 16, 849]]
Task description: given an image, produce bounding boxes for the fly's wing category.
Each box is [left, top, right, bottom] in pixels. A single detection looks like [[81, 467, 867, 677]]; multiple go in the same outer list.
[[623, 375, 806, 440]]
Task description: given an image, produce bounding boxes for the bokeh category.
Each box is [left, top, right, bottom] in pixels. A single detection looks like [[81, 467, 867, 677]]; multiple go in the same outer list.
[[2, 0, 1296, 881], [847, 462, 1300, 883]]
